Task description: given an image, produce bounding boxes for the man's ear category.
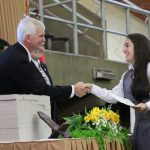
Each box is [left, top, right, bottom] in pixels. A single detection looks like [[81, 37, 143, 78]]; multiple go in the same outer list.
[[25, 34, 31, 44]]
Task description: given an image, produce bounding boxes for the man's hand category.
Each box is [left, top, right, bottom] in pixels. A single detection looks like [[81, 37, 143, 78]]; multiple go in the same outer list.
[[84, 83, 92, 93], [74, 82, 92, 97], [132, 103, 148, 112]]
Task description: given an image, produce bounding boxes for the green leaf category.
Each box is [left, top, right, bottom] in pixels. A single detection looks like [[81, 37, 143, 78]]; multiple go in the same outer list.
[[63, 106, 131, 150]]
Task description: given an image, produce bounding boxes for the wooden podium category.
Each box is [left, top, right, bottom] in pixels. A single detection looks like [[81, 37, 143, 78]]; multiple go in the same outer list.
[[0, 94, 51, 141]]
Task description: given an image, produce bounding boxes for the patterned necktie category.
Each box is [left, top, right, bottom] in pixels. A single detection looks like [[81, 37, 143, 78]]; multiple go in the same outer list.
[[38, 63, 51, 85]]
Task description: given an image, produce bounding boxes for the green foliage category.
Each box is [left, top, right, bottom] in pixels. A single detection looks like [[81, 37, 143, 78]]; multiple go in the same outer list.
[[64, 107, 131, 150], [64, 114, 83, 131], [71, 128, 105, 150]]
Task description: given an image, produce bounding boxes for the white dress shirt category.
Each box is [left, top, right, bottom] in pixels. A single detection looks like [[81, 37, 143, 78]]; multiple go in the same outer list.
[[91, 63, 150, 110], [31, 59, 51, 85]]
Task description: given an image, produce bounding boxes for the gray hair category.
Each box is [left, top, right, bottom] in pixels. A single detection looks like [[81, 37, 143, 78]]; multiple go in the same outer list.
[[17, 17, 45, 43]]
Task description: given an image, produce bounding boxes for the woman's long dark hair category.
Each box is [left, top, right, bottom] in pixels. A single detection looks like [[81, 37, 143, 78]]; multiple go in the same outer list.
[[127, 33, 150, 101]]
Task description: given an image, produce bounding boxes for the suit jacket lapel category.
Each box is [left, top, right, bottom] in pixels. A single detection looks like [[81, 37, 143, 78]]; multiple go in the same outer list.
[[40, 62, 53, 86], [30, 61, 46, 83]]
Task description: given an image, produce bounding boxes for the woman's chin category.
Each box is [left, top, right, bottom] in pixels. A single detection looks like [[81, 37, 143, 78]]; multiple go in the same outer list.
[[126, 59, 134, 65]]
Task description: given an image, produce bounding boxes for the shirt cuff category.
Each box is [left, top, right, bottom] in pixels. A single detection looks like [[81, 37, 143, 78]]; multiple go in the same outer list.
[[91, 84, 100, 95], [70, 85, 75, 98], [91, 84, 95, 93], [146, 101, 150, 110]]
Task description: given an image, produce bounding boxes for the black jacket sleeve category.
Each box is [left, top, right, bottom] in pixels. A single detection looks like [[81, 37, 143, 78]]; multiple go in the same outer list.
[[12, 61, 72, 101]]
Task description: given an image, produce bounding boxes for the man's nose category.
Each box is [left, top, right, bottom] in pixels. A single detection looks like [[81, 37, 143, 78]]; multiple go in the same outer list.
[[42, 37, 45, 42]]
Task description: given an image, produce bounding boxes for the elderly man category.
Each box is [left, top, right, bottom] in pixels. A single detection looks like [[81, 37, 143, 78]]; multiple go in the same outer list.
[[0, 18, 90, 123]]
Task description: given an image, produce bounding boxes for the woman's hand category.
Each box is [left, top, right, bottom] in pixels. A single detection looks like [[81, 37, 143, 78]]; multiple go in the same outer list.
[[132, 103, 148, 112]]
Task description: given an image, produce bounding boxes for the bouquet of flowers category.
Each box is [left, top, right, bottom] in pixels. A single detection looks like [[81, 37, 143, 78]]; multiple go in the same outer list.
[[64, 105, 131, 150]]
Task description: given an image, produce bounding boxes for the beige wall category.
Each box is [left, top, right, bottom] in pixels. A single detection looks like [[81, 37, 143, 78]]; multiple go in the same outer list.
[[105, 3, 148, 62], [0, 0, 25, 44], [79, 0, 148, 63]]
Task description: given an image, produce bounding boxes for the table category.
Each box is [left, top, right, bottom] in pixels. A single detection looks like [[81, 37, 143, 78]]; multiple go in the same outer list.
[[104, 140, 125, 150], [0, 138, 99, 150]]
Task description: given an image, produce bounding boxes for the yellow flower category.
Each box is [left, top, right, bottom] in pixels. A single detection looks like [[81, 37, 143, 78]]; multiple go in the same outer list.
[[104, 111, 111, 120], [64, 105, 130, 150], [113, 114, 120, 124], [89, 107, 120, 125], [84, 114, 91, 122], [84, 106, 120, 125]]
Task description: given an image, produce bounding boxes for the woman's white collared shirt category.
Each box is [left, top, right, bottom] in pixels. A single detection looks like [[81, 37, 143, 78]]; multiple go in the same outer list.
[[91, 63, 150, 110]]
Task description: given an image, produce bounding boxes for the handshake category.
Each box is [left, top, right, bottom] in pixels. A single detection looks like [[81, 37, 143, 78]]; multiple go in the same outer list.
[[74, 82, 92, 98]]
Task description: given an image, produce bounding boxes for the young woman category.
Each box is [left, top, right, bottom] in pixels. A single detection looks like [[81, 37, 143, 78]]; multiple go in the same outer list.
[[90, 33, 150, 150]]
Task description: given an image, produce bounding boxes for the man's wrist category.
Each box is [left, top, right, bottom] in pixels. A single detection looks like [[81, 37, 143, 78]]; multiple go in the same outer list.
[[70, 85, 74, 98], [146, 100, 150, 110]]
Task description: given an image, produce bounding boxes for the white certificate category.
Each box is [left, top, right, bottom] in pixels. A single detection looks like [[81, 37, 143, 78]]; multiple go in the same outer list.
[[110, 93, 135, 107]]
